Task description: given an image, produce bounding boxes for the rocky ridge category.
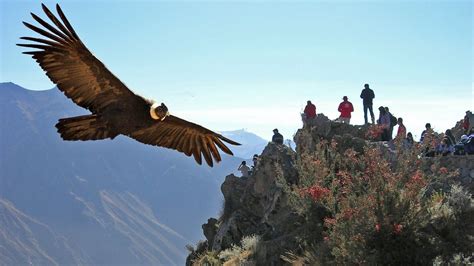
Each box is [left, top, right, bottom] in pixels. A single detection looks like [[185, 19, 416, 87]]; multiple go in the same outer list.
[[187, 114, 473, 265]]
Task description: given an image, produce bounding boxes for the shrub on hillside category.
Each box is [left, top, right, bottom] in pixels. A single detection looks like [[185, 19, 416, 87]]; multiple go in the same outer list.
[[292, 140, 473, 265]]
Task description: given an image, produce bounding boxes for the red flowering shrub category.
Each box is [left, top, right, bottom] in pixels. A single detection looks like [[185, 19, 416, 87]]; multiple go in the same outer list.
[[365, 124, 385, 140], [300, 185, 330, 201], [293, 140, 473, 265]]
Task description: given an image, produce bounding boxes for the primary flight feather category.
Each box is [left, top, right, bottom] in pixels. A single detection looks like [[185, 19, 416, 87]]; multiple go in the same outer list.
[[18, 3, 240, 167]]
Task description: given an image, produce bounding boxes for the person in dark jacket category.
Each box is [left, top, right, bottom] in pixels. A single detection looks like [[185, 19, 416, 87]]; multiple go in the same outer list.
[[272, 129, 284, 145], [385, 107, 397, 141], [360, 83, 375, 125], [445, 129, 456, 146]]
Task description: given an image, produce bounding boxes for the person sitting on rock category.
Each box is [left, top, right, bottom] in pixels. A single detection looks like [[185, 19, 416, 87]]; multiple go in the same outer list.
[[395, 117, 406, 141], [420, 123, 433, 143], [303, 100, 317, 126], [337, 96, 354, 124], [420, 123, 438, 157], [404, 132, 414, 149], [463, 132, 474, 155], [272, 129, 284, 145], [436, 138, 454, 156], [237, 161, 250, 177], [444, 129, 456, 146]]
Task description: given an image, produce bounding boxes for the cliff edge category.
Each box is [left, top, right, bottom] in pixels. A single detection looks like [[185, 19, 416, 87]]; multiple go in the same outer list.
[[187, 115, 473, 265]]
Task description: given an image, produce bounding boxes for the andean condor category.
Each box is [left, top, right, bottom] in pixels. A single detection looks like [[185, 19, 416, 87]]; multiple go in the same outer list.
[[18, 4, 240, 167]]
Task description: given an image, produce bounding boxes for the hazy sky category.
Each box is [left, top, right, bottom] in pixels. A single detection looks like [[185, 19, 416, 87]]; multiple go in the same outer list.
[[1, 0, 472, 140]]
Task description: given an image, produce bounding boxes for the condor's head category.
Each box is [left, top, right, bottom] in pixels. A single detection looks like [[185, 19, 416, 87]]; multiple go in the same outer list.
[[150, 102, 169, 121]]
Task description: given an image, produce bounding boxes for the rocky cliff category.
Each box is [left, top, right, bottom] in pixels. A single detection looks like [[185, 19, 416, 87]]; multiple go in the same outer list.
[[187, 115, 473, 265]]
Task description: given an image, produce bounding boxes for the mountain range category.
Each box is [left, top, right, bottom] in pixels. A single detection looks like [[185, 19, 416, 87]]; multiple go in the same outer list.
[[0, 82, 267, 265]]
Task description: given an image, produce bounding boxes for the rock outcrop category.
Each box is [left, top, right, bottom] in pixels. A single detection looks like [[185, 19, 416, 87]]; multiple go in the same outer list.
[[208, 143, 301, 264], [187, 115, 474, 265], [294, 114, 369, 155]]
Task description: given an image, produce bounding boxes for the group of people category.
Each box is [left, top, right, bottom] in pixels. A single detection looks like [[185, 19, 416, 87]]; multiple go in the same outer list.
[[237, 85, 472, 177], [376, 106, 398, 141], [237, 154, 259, 177], [375, 109, 474, 158], [301, 83, 474, 157], [302, 83, 375, 126], [237, 129, 284, 177], [420, 122, 474, 156], [301, 84, 396, 141]]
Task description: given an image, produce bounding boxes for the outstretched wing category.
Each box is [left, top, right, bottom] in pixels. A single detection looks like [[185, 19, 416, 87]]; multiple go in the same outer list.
[[17, 4, 144, 113], [130, 115, 241, 167]]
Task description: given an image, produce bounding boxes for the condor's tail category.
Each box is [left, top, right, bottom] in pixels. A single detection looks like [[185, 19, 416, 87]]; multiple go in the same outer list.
[[55, 115, 117, 141]]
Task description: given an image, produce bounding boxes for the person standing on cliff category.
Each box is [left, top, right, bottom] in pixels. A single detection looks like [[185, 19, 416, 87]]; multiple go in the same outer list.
[[377, 106, 391, 141], [272, 129, 284, 145], [385, 107, 397, 141], [237, 161, 250, 177], [360, 83, 375, 125], [337, 96, 354, 124]]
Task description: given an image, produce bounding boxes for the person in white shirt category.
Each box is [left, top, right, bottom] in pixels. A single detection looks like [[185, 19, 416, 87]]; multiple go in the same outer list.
[[238, 161, 250, 177]]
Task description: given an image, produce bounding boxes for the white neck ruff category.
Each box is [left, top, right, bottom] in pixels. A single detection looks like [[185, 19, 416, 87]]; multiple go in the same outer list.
[[150, 102, 161, 120]]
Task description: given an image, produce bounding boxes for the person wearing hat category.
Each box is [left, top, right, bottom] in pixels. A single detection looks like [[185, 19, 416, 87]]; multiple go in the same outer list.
[[272, 128, 284, 145], [337, 96, 354, 124]]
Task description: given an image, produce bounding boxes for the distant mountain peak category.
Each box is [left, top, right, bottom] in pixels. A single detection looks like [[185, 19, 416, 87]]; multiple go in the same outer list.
[[0, 81, 56, 92], [1, 81, 24, 90]]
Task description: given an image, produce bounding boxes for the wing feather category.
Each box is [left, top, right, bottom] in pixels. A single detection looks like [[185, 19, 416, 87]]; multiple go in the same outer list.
[[42, 4, 77, 40], [20, 36, 62, 47], [213, 137, 234, 156], [200, 138, 213, 167], [18, 4, 145, 113], [30, 12, 70, 41], [22, 22, 68, 44], [192, 136, 203, 165], [129, 115, 240, 167], [55, 4, 81, 40], [171, 129, 187, 150], [207, 140, 221, 162]]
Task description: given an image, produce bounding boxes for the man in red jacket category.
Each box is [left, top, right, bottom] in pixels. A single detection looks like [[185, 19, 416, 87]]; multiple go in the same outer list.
[[338, 96, 354, 124], [303, 100, 317, 125]]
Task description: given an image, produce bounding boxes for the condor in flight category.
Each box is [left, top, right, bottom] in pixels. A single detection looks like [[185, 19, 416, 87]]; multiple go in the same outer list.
[[18, 4, 240, 167]]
